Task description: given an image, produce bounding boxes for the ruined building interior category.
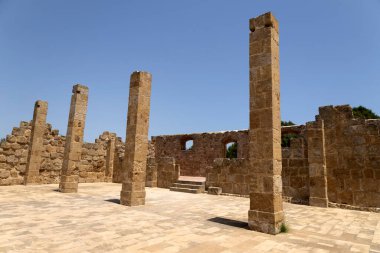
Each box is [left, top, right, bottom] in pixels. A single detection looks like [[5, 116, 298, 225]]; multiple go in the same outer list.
[[1, 12, 380, 236]]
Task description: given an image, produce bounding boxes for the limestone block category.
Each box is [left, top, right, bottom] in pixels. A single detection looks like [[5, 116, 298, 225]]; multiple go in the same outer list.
[[17, 136, 28, 144], [208, 187, 222, 195], [0, 169, 10, 179]]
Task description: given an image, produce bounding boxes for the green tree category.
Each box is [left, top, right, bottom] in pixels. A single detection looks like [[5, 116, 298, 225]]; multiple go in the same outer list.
[[281, 133, 298, 148], [281, 120, 296, 126], [226, 142, 238, 159], [353, 106, 380, 119]]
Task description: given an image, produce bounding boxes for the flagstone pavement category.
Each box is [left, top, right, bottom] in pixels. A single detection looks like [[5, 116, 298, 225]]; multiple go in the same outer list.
[[1, 183, 380, 253]]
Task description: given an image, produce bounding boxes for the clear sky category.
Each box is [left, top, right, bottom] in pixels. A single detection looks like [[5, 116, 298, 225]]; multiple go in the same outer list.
[[1, 0, 379, 142]]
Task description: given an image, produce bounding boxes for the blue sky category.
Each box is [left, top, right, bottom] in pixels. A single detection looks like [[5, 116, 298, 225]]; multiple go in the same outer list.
[[1, 0, 379, 142]]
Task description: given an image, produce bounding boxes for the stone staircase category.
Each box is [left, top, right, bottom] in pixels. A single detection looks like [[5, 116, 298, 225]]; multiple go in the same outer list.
[[170, 176, 205, 194]]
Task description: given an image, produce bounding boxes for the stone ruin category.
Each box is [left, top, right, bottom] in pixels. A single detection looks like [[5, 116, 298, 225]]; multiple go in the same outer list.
[[0, 12, 379, 235]]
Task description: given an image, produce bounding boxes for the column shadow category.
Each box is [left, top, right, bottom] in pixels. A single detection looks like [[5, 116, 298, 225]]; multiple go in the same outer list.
[[105, 198, 120, 204], [208, 217, 249, 229]]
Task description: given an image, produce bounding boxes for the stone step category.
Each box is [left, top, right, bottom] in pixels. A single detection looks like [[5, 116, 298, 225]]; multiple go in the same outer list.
[[172, 183, 205, 190], [170, 187, 204, 194], [176, 180, 205, 186]]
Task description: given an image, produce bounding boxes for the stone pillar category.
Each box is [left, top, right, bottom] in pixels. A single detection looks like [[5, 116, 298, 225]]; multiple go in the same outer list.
[[248, 12, 284, 235], [105, 137, 116, 182], [306, 119, 328, 207], [120, 71, 152, 206], [24, 100, 48, 184], [59, 84, 89, 193]]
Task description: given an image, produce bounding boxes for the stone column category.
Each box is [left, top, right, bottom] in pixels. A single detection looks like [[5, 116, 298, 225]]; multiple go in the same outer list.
[[105, 137, 116, 182], [120, 71, 152, 206], [24, 100, 48, 184], [248, 12, 284, 235], [59, 84, 89, 193], [306, 119, 328, 207]]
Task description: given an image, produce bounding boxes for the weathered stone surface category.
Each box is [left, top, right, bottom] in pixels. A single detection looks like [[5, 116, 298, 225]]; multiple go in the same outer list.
[[208, 186, 222, 195], [156, 157, 180, 189], [248, 12, 284, 235], [120, 71, 152, 206], [0, 169, 10, 179], [24, 100, 48, 184], [306, 119, 328, 207], [105, 136, 116, 182], [146, 157, 157, 187], [59, 84, 89, 193]]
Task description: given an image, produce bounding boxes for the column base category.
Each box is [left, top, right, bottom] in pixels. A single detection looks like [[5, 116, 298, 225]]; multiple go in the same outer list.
[[120, 190, 146, 206], [24, 177, 40, 185], [309, 197, 328, 207], [59, 175, 78, 193], [120, 182, 146, 206], [248, 210, 284, 235]]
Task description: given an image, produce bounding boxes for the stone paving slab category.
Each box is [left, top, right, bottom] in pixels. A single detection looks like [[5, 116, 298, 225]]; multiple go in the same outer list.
[[0, 183, 379, 253]]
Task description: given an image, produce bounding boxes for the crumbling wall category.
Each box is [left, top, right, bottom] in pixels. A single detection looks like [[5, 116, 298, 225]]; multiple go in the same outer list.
[[0, 121, 117, 185], [78, 132, 115, 183], [154, 130, 249, 177], [318, 105, 380, 208], [204, 126, 309, 202], [0, 121, 31, 185], [112, 139, 156, 184]]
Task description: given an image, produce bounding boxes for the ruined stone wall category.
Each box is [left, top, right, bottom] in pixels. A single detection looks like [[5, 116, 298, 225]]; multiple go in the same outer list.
[[206, 158, 250, 195], [112, 140, 156, 184], [0, 121, 117, 185], [156, 157, 180, 188], [203, 126, 308, 202], [282, 137, 309, 204], [154, 130, 249, 177], [318, 105, 380, 208], [0, 121, 31, 185]]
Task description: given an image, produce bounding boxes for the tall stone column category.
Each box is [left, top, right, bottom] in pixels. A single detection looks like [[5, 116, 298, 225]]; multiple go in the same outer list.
[[248, 12, 284, 235], [24, 100, 48, 184], [306, 119, 328, 207], [105, 136, 116, 182], [120, 71, 152, 206], [59, 84, 89, 193]]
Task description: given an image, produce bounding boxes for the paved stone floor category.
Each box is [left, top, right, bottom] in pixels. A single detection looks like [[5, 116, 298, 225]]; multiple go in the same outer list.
[[1, 183, 380, 253]]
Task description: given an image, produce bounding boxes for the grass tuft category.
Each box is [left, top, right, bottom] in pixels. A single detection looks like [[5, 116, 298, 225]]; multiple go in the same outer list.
[[280, 223, 289, 233]]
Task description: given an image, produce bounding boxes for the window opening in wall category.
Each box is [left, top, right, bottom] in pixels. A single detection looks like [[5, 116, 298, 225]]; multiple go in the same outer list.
[[225, 142, 238, 159], [182, 139, 193, 151]]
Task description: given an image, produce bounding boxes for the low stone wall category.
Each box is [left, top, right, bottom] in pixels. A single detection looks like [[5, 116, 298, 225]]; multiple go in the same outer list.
[[156, 157, 180, 188], [206, 158, 250, 195], [146, 158, 157, 187], [0, 121, 116, 186], [0, 121, 31, 185]]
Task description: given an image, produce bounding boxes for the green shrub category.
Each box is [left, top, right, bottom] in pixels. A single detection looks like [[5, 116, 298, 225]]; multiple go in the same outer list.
[[281, 133, 298, 148], [280, 223, 289, 233], [353, 106, 380, 119], [281, 121, 296, 126]]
